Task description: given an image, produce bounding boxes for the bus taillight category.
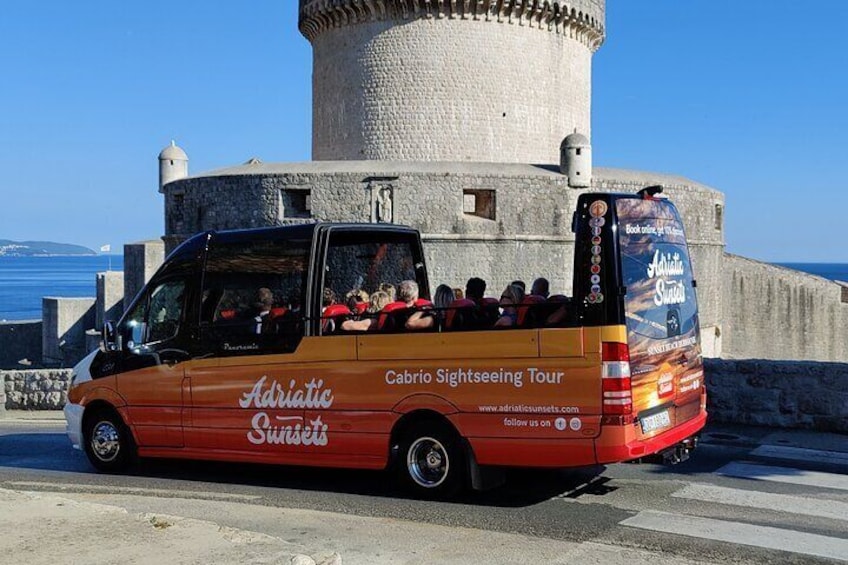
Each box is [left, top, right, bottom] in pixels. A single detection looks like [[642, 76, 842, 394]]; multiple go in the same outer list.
[[602, 342, 632, 415]]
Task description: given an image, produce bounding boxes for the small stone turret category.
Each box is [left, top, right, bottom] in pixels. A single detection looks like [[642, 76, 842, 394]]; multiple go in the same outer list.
[[158, 141, 188, 193], [560, 132, 592, 188]]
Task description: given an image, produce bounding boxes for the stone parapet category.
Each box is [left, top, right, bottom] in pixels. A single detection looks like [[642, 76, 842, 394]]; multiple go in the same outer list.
[[96, 271, 124, 330], [299, 0, 606, 49], [721, 254, 848, 361], [41, 298, 95, 367], [2, 369, 72, 410], [705, 358, 848, 433], [123, 241, 165, 311]]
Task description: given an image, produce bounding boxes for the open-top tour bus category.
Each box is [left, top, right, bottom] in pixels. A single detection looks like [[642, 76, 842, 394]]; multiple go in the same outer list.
[[65, 187, 705, 497]]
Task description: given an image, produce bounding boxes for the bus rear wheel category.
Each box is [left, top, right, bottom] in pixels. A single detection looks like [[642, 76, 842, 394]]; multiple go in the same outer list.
[[83, 409, 134, 473], [398, 422, 464, 498]]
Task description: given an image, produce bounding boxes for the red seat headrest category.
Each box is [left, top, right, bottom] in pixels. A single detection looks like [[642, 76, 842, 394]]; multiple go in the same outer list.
[[414, 298, 433, 308], [323, 304, 352, 318], [354, 302, 368, 314], [378, 301, 410, 330], [269, 307, 288, 319], [219, 309, 237, 320], [481, 297, 499, 307], [548, 294, 569, 303]]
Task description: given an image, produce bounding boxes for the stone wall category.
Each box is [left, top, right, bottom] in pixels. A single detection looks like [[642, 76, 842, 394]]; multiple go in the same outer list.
[[0, 320, 42, 369], [721, 254, 848, 361], [2, 369, 72, 410], [705, 358, 848, 433], [162, 164, 726, 335]]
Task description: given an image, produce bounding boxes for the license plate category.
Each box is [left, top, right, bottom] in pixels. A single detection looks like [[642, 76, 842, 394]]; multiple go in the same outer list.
[[640, 410, 671, 434]]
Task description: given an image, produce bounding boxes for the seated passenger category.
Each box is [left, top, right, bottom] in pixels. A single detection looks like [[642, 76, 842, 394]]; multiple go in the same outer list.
[[345, 289, 369, 312], [465, 277, 486, 303], [530, 277, 550, 299], [430, 284, 455, 326], [399, 280, 434, 331], [453, 287, 464, 300], [379, 282, 396, 303], [510, 280, 527, 293], [494, 284, 525, 328], [322, 287, 337, 311], [253, 287, 276, 334], [340, 291, 391, 332]]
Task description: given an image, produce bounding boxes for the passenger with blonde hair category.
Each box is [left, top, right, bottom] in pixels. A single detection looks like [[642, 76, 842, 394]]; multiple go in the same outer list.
[[379, 282, 396, 302], [340, 291, 391, 332], [494, 283, 524, 328]]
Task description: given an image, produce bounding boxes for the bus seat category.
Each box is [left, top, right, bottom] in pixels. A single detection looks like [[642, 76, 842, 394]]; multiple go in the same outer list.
[[517, 295, 546, 327], [219, 309, 237, 320], [545, 294, 573, 327], [445, 298, 475, 330], [354, 302, 368, 315], [322, 304, 352, 333], [269, 307, 288, 319], [479, 297, 501, 327], [414, 298, 433, 308], [378, 301, 410, 331]]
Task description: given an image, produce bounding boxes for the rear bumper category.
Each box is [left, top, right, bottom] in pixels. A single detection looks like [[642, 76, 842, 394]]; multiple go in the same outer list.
[[594, 409, 707, 464]]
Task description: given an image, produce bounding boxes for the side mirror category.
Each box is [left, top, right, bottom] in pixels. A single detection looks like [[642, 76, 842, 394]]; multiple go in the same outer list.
[[102, 321, 122, 352]]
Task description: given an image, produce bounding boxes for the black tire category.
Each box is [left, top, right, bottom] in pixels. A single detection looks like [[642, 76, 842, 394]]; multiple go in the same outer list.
[[83, 409, 135, 473], [397, 421, 465, 498]]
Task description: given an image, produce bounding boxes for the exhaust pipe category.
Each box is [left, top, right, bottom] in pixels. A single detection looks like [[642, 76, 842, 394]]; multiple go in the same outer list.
[[660, 435, 699, 465]]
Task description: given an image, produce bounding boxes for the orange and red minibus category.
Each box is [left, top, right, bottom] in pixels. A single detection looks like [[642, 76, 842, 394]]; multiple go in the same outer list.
[[64, 187, 706, 496]]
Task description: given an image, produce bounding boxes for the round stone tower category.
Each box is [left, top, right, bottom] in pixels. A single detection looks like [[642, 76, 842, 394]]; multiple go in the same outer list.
[[299, 0, 605, 164]]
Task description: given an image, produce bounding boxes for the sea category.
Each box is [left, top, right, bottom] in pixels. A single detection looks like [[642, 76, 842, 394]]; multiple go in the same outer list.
[[0, 256, 844, 322], [0, 256, 124, 322]]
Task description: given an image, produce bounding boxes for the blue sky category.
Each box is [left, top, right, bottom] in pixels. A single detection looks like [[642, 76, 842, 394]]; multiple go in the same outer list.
[[1, 2, 845, 262]]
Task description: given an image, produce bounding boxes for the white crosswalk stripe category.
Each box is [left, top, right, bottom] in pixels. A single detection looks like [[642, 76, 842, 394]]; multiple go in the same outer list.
[[619, 448, 848, 561], [750, 445, 848, 468], [621, 510, 848, 562], [716, 461, 848, 491], [672, 483, 848, 522]]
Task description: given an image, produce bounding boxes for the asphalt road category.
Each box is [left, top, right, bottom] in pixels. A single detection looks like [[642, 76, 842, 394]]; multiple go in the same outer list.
[[1, 418, 846, 564]]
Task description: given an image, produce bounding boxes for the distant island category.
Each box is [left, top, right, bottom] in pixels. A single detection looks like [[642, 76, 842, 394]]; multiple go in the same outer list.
[[0, 239, 96, 257]]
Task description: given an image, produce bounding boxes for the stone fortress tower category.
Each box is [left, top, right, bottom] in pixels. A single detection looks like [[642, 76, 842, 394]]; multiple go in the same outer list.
[[301, 0, 603, 164], [158, 0, 848, 362]]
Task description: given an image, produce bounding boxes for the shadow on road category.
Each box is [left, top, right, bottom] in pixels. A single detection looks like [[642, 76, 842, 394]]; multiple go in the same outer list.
[[1, 430, 615, 507]]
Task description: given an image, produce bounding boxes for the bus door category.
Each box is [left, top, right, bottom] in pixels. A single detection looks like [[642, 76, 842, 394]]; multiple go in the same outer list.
[[614, 196, 703, 434], [115, 277, 190, 448]]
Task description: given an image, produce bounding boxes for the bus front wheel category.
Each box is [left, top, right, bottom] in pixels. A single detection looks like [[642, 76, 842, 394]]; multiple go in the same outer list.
[[83, 409, 134, 473], [398, 422, 464, 498]]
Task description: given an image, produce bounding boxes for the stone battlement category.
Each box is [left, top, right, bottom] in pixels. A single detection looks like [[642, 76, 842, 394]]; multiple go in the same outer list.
[[299, 0, 605, 50]]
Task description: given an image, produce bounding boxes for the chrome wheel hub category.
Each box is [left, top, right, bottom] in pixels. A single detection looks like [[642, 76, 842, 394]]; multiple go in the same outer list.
[[407, 437, 449, 488], [90, 421, 121, 462]]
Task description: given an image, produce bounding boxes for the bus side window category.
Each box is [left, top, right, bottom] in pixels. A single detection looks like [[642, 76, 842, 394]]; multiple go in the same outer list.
[[200, 238, 310, 354], [322, 231, 427, 335]]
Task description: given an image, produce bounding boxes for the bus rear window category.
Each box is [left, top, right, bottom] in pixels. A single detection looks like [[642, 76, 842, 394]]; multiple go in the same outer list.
[[616, 199, 699, 361]]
